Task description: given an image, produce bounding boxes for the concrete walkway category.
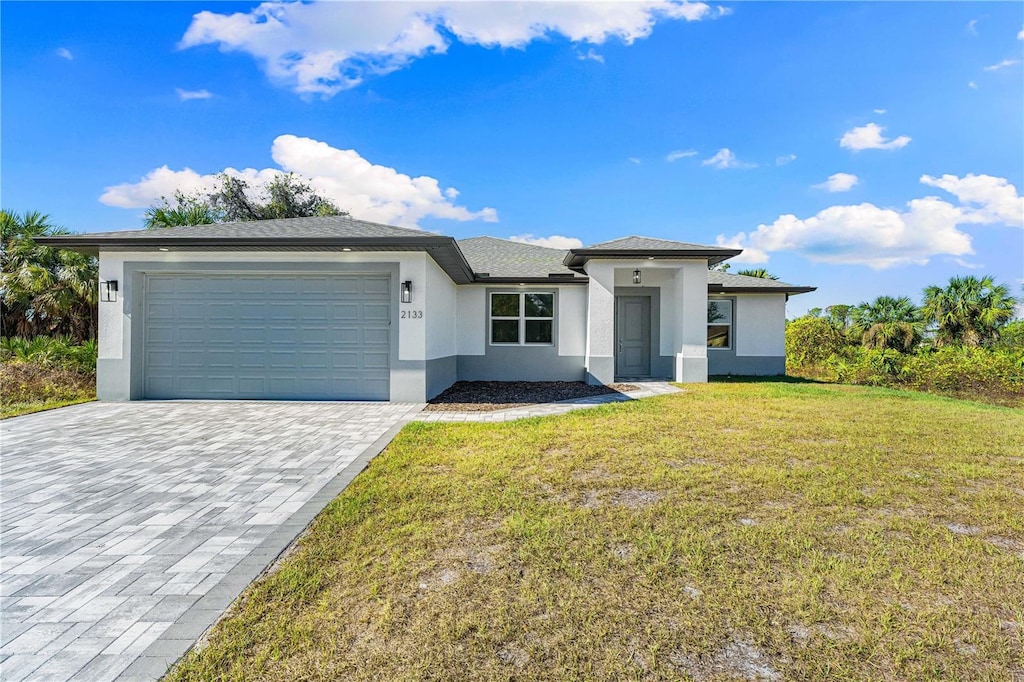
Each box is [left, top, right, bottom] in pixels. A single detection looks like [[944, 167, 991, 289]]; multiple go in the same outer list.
[[413, 381, 682, 423], [0, 401, 421, 681]]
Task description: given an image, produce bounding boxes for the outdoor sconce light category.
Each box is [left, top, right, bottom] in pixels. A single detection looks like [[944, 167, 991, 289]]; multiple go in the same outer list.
[[401, 280, 412, 304], [100, 280, 119, 302], [633, 269, 642, 285]]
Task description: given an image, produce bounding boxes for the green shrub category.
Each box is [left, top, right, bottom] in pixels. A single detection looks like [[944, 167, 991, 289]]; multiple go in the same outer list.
[[785, 317, 850, 369], [0, 336, 97, 373]]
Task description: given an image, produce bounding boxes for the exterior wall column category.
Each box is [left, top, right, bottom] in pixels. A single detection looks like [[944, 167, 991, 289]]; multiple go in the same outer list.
[[583, 261, 615, 385], [673, 260, 709, 383]]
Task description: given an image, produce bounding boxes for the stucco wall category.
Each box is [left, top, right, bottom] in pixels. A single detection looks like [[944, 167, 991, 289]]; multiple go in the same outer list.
[[96, 250, 438, 401], [707, 293, 787, 376]]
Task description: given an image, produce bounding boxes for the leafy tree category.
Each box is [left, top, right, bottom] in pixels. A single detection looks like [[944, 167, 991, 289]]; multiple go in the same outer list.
[[825, 304, 854, 330], [735, 267, 779, 280], [851, 295, 923, 353], [146, 173, 346, 229], [804, 307, 823, 318], [708, 262, 731, 272], [785, 316, 850, 367], [921, 275, 1018, 347], [1, 210, 98, 340]]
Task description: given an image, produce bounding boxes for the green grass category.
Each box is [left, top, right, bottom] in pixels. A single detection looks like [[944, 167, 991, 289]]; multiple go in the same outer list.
[[169, 382, 1024, 681]]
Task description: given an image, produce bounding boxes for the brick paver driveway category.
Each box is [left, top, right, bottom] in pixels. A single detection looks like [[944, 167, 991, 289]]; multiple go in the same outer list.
[[0, 401, 422, 681]]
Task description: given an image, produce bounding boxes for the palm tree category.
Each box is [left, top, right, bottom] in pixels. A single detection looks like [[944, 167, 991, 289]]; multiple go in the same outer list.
[[735, 268, 780, 280], [851, 295, 923, 353], [921, 275, 1018, 347], [1, 210, 98, 340], [145, 192, 220, 229]]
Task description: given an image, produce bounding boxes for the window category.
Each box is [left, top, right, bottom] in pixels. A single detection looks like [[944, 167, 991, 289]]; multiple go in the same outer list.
[[707, 299, 733, 349], [490, 292, 554, 345]]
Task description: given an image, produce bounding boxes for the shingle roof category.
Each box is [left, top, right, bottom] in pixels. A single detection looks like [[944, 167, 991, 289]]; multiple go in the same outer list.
[[583, 235, 731, 252], [59, 215, 431, 241], [564, 234, 741, 269], [709, 270, 815, 294], [456, 237, 580, 280]]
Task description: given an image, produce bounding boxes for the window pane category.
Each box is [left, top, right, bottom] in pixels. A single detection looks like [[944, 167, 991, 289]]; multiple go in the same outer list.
[[708, 299, 732, 323], [524, 293, 553, 318], [525, 320, 553, 344], [492, 320, 519, 343], [707, 324, 730, 348], [491, 294, 520, 317]]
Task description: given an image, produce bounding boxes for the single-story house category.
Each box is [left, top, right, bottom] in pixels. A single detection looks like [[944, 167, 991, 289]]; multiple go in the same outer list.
[[40, 216, 814, 403]]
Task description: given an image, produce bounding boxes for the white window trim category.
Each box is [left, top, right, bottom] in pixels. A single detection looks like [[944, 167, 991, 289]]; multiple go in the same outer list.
[[707, 296, 734, 351], [489, 291, 555, 346]]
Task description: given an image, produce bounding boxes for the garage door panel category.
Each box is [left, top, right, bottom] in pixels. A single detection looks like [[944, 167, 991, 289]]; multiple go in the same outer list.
[[364, 304, 389, 320], [144, 273, 391, 400]]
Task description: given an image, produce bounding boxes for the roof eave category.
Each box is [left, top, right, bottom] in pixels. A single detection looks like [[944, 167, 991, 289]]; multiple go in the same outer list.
[[710, 285, 817, 295], [563, 249, 742, 268], [34, 235, 477, 284]]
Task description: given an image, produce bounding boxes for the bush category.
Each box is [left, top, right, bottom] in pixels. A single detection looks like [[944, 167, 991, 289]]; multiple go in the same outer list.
[[0, 336, 97, 373], [785, 317, 850, 369]]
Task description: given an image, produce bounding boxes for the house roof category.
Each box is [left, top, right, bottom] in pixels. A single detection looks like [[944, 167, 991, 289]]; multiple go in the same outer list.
[[563, 234, 741, 270], [36, 217, 813, 293], [709, 270, 816, 294], [455, 237, 582, 282], [35, 215, 477, 284]]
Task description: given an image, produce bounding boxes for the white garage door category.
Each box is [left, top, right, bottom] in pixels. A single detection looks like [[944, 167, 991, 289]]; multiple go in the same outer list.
[[143, 273, 391, 400]]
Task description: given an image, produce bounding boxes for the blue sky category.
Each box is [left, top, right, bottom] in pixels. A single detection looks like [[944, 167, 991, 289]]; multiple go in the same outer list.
[[3, 1, 1022, 315]]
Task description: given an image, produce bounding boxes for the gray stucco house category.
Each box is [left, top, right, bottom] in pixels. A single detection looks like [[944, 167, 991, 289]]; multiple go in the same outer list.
[[40, 216, 814, 402]]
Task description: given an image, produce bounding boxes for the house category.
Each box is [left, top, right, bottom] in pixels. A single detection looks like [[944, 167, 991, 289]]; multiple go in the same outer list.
[[39, 216, 814, 402]]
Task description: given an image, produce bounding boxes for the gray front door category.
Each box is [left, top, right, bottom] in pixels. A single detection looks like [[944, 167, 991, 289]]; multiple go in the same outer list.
[[615, 296, 651, 378], [143, 273, 391, 400]]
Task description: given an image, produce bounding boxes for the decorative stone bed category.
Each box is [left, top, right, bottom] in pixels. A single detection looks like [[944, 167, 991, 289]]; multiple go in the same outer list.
[[424, 381, 640, 412]]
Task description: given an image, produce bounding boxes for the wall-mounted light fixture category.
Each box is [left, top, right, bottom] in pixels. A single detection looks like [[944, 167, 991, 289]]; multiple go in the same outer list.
[[633, 269, 642, 285], [401, 280, 412, 304], [100, 280, 119, 302]]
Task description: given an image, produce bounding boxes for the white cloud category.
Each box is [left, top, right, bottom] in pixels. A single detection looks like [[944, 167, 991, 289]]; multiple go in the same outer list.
[[666, 149, 698, 162], [1018, 25, 1023, 40], [701, 148, 756, 169], [951, 257, 983, 270], [966, 19, 978, 35], [628, 157, 641, 164], [813, 173, 859, 193], [509, 234, 583, 250], [873, 108, 887, 114], [56, 47, 73, 60], [839, 122, 911, 151], [983, 59, 1021, 71], [176, 88, 214, 101], [775, 154, 796, 166], [920, 173, 1024, 227], [716, 173, 1023, 269], [99, 134, 498, 228], [968, 80, 979, 90], [577, 48, 604, 64], [179, 1, 721, 97]]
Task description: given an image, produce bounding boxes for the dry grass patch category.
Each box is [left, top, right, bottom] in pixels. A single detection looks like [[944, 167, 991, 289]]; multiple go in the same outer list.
[[1, 361, 95, 418], [169, 382, 1024, 681]]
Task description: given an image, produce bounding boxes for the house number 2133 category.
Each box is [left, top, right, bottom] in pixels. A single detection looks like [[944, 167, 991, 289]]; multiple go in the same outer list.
[[400, 310, 424, 319]]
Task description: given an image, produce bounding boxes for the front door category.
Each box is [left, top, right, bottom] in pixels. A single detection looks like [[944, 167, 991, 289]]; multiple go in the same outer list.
[[615, 296, 651, 378]]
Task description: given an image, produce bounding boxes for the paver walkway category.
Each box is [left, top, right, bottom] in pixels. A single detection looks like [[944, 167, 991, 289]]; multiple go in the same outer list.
[[0, 401, 421, 681], [413, 381, 682, 422]]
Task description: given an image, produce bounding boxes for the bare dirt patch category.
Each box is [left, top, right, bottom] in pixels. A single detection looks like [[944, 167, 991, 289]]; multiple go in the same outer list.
[[669, 635, 782, 681], [424, 381, 638, 412], [612, 489, 661, 508]]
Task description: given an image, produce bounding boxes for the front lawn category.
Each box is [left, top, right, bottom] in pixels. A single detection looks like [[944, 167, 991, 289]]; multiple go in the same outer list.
[[170, 382, 1024, 681]]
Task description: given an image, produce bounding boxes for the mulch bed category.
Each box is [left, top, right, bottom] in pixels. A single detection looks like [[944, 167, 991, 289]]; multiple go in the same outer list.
[[424, 381, 640, 412]]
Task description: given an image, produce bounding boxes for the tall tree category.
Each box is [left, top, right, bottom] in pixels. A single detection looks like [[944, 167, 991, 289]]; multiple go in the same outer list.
[[1, 210, 98, 340], [851, 295, 923, 353], [145, 173, 346, 229], [735, 267, 779, 280], [921, 275, 1018, 347]]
